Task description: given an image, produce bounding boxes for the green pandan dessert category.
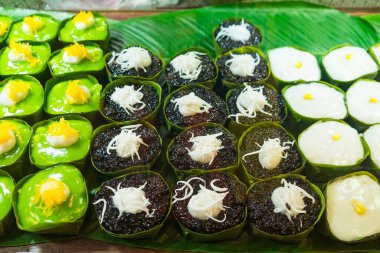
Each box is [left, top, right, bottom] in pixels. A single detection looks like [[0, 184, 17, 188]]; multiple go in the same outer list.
[[29, 115, 92, 169], [0, 75, 44, 124], [0, 41, 51, 77], [0, 169, 15, 236], [7, 14, 59, 44], [59, 11, 109, 49], [45, 74, 102, 121], [13, 164, 88, 234], [0, 16, 12, 46]]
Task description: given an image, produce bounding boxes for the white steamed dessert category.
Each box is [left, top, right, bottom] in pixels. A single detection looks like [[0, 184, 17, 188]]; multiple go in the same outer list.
[[370, 43, 380, 66], [364, 124, 380, 168], [326, 173, 380, 242], [283, 82, 347, 120], [322, 46, 378, 83], [346, 79, 380, 125], [299, 121, 364, 166], [268, 47, 321, 83]]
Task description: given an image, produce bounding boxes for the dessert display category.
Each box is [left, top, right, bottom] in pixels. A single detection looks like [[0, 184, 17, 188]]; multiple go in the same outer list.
[[0, 169, 15, 237], [0, 15, 12, 46]]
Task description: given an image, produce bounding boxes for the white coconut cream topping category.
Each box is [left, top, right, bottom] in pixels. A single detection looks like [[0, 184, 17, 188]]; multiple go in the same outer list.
[[171, 92, 212, 117], [170, 51, 205, 81], [93, 181, 155, 224], [110, 85, 145, 115], [242, 138, 294, 170], [283, 82, 347, 120], [186, 132, 224, 165], [216, 19, 251, 43], [108, 47, 152, 72], [298, 121, 364, 166], [225, 53, 261, 77], [229, 85, 272, 123], [106, 124, 148, 161], [271, 179, 315, 224], [268, 47, 321, 82], [364, 125, 380, 168], [326, 174, 380, 242], [347, 79, 380, 125], [173, 177, 229, 222], [322, 46, 378, 82]]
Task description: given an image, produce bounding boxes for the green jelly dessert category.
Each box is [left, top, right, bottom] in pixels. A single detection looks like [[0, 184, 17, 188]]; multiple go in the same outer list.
[[0, 169, 15, 237], [59, 11, 109, 49], [0, 119, 32, 179], [0, 16, 12, 46], [29, 115, 92, 169], [48, 42, 104, 77], [45, 74, 102, 119], [0, 41, 51, 76], [0, 75, 44, 124], [7, 14, 59, 44], [13, 164, 88, 234]]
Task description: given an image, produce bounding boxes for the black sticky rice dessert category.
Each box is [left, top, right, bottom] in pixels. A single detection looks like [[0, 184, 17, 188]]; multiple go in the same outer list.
[[164, 84, 227, 131], [165, 48, 217, 89], [172, 173, 246, 239], [168, 123, 238, 177], [93, 171, 170, 238], [217, 46, 269, 89], [227, 84, 286, 125], [247, 176, 323, 241], [214, 18, 262, 52], [239, 123, 304, 182], [106, 46, 162, 80], [100, 79, 160, 122], [91, 122, 161, 175]]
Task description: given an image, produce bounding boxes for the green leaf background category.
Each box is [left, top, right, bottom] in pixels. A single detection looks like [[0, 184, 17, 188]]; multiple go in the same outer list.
[[1, 2, 380, 252]]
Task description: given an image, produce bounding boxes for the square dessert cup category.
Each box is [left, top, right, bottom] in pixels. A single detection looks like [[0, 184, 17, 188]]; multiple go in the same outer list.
[[29, 115, 92, 170], [44, 74, 102, 124]]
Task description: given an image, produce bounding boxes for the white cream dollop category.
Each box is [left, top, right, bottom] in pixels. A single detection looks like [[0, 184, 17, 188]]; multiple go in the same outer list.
[[170, 51, 205, 81], [106, 124, 148, 161], [108, 47, 152, 72], [242, 138, 294, 170], [171, 92, 212, 117], [110, 85, 145, 115], [364, 125, 380, 168], [283, 82, 347, 120], [268, 47, 321, 82], [322, 46, 378, 82], [271, 178, 315, 222], [229, 85, 272, 123], [225, 53, 261, 77], [216, 19, 251, 43], [326, 174, 380, 242], [298, 121, 364, 166], [346, 79, 380, 125], [186, 132, 224, 165]]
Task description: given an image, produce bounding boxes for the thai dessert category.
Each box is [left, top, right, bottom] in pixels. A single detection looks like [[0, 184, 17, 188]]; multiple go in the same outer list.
[[0, 16, 12, 46], [93, 171, 170, 238], [363, 124, 380, 168], [0, 170, 15, 237]]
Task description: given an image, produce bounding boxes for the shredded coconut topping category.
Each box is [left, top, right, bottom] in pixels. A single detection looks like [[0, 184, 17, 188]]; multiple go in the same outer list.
[[226, 53, 261, 77], [216, 19, 251, 43], [173, 177, 229, 222], [171, 92, 212, 117], [229, 85, 272, 123], [186, 132, 224, 165], [170, 51, 205, 81], [108, 47, 152, 72], [106, 124, 148, 160], [242, 138, 294, 170], [93, 181, 155, 224], [110, 85, 146, 115], [271, 179, 315, 224]]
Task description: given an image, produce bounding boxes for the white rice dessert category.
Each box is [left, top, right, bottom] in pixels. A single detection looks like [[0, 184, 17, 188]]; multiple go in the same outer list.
[[322, 46, 378, 83], [364, 124, 380, 168], [299, 121, 364, 166], [326, 173, 380, 242], [346, 79, 380, 125], [268, 47, 321, 83], [283, 82, 347, 120], [369, 43, 380, 65]]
